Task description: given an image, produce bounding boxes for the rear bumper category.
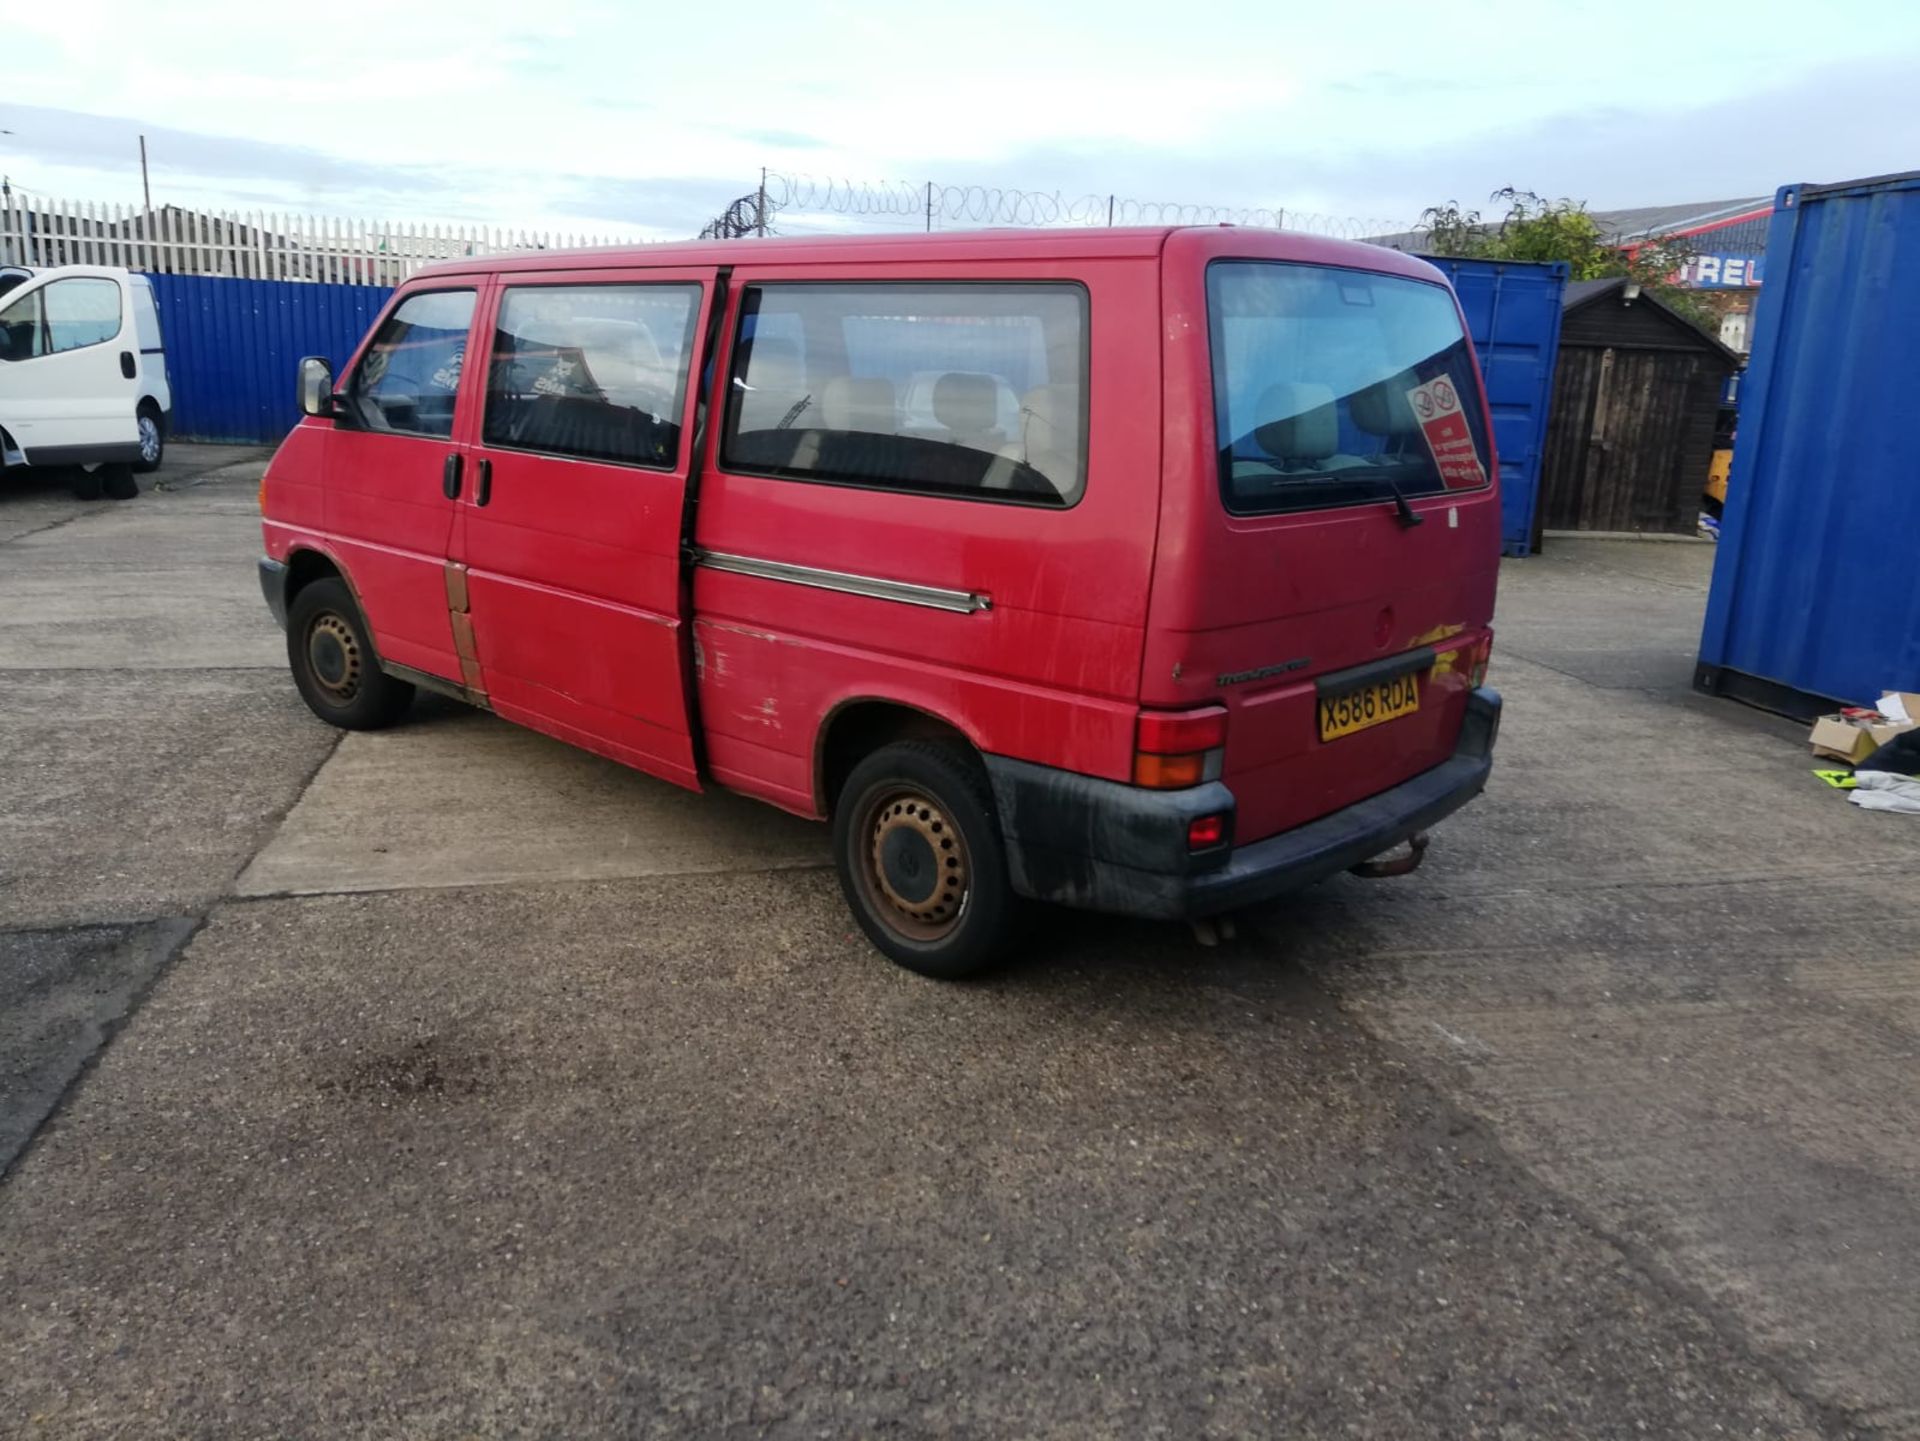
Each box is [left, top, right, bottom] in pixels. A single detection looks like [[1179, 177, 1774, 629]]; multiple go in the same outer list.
[[985, 687, 1501, 920], [18, 441, 144, 469]]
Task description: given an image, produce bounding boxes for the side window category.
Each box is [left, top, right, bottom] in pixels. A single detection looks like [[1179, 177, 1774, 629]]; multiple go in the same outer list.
[[721, 283, 1088, 506], [484, 283, 700, 468], [42, 279, 124, 353], [345, 289, 476, 438], [132, 283, 165, 352], [0, 288, 44, 363]]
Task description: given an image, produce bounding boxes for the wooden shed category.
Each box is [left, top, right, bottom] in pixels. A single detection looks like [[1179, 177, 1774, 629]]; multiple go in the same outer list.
[[1538, 277, 1739, 541]]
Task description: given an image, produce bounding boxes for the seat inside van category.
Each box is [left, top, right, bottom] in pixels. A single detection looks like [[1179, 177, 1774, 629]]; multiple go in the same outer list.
[[819, 376, 896, 433], [1349, 371, 1422, 457], [1252, 381, 1340, 470]]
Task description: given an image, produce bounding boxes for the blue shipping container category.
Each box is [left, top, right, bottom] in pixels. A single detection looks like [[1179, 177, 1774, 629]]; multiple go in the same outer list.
[[147, 274, 392, 446], [1697, 172, 1920, 714], [1424, 256, 1568, 557]]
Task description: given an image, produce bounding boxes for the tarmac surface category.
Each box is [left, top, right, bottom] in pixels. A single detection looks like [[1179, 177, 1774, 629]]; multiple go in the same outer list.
[[2, 447, 1916, 1438]]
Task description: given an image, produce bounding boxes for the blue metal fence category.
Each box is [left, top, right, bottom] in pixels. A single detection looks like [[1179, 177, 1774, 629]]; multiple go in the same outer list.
[[146, 274, 392, 445], [1425, 256, 1569, 557]]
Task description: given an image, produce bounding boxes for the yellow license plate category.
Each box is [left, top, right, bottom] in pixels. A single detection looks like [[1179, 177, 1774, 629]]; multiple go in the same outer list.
[[1318, 672, 1423, 741]]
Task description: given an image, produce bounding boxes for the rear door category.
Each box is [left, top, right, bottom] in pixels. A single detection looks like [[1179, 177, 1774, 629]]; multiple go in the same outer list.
[[325, 285, 480, 681], [1147, 239, 1502, 844], [0, 271, 138, 461], [129, 276, 171, 416], [452, 268, 715, 789]]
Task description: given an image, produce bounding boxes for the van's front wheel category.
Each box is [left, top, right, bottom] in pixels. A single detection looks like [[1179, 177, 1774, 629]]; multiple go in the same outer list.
[[833, 741, 1016, 979], [286, 578, 414, 730]]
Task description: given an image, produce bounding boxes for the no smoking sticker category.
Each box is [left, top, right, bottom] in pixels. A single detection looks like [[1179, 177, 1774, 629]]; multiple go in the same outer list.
[[1404, 377, 1488, 491]]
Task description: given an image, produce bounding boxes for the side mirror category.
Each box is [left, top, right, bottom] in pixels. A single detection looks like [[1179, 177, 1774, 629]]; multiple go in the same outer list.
[[298, 356, 336, 418]]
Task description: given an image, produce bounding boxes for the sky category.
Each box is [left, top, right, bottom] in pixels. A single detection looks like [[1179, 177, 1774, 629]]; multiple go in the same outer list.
[[3, 0, 1918, 242]]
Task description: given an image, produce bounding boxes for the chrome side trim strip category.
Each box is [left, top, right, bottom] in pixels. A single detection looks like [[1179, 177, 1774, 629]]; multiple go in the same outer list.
[[694, 550, 991, 614]]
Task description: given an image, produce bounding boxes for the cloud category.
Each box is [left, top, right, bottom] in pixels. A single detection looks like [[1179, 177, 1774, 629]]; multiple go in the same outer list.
[[3, 104, 426, 201], [3, 30, 1916, 241], [917, 54, 1920, 227], [735, 130, 827, 151], [0, 103, 743, 238]]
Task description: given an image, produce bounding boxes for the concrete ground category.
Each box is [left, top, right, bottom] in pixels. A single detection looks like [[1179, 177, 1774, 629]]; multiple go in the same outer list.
[[1, 453, 1916, 1438]]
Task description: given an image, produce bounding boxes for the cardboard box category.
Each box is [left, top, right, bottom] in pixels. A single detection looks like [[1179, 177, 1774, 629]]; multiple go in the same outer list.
[[1809, 701, 1920, 764], [1809, 714, 1881, 764]]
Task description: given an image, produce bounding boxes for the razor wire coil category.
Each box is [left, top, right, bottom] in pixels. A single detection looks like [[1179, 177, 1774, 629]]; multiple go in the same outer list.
[[752, 171, 1407, 239]]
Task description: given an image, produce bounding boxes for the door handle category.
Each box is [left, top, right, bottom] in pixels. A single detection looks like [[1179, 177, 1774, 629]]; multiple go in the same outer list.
[[442, 453, 463, 500], [474, 457, 492, 507], [119, 351, 135, 379]]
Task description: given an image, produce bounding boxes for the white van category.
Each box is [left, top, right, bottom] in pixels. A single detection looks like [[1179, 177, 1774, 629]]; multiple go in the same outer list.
[[0, 265, 173, 486]]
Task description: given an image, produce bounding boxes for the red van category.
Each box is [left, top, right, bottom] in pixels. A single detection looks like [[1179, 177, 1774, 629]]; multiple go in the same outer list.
[[258, 227, 1501, 977]]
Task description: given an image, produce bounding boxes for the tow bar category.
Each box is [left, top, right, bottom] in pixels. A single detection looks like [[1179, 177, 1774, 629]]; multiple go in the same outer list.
[[1349, 831, 1430, 880]]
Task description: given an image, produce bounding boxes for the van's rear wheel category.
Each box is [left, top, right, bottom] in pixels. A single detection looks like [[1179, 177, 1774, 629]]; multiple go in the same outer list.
[[833, 741, 1016, 979], [286, 578, 414, 730]]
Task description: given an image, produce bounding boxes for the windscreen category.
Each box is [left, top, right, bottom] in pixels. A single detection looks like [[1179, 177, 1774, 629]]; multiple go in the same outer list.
[[1208, 261, 1491, 516]]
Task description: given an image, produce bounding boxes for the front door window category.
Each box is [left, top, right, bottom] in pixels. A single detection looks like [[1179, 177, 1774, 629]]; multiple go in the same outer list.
[[0, 277, 124, 362], [344, 290, 476, 437]]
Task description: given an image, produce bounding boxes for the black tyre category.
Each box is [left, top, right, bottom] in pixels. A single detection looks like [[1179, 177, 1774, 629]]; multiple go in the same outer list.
[[285, 578, 414, 730], [832, 740, 1017, 979], [133, 404, 165, 473], [69, 468, 104, 501], [101, 464, 139, 501]]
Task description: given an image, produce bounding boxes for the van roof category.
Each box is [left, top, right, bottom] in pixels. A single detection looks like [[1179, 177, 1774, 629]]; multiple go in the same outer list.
[[410, 225, 1435, 282], [0, 263, 135, 282]]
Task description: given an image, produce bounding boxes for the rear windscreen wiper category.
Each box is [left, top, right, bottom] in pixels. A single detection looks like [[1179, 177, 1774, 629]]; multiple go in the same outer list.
[[1381, 475, 1424, 528]]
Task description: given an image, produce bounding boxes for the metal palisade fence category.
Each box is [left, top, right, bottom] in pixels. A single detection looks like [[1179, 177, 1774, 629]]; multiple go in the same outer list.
[[0, 195, 622, 285]]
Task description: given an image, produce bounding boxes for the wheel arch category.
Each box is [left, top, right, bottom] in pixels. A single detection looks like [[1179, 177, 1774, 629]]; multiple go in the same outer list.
[[813, 696, 983, 816], [280, 547, 379, 635], [283, 545, 349, 606]]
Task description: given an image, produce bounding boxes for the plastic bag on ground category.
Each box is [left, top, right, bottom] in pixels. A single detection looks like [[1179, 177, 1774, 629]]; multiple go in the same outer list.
[[1848, 770, 1920, 814]]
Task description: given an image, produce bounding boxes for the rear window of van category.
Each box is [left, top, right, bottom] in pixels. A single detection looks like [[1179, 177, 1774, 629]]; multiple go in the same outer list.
[[1208, 261, 1491, 516]]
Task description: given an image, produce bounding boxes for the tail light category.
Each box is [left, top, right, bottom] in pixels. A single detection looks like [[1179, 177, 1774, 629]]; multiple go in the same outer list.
[[1468, 632, 1493, 688], [1442, 632, 1494, 689], [1133, 705, 1226, 789]]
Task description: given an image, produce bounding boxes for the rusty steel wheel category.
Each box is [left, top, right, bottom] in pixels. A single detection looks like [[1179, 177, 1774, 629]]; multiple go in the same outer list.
[[832, 740, 1017, 979], [305, 612, 364, 703], [857, 788, 973, 942], [285, 577, 414, 731]]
